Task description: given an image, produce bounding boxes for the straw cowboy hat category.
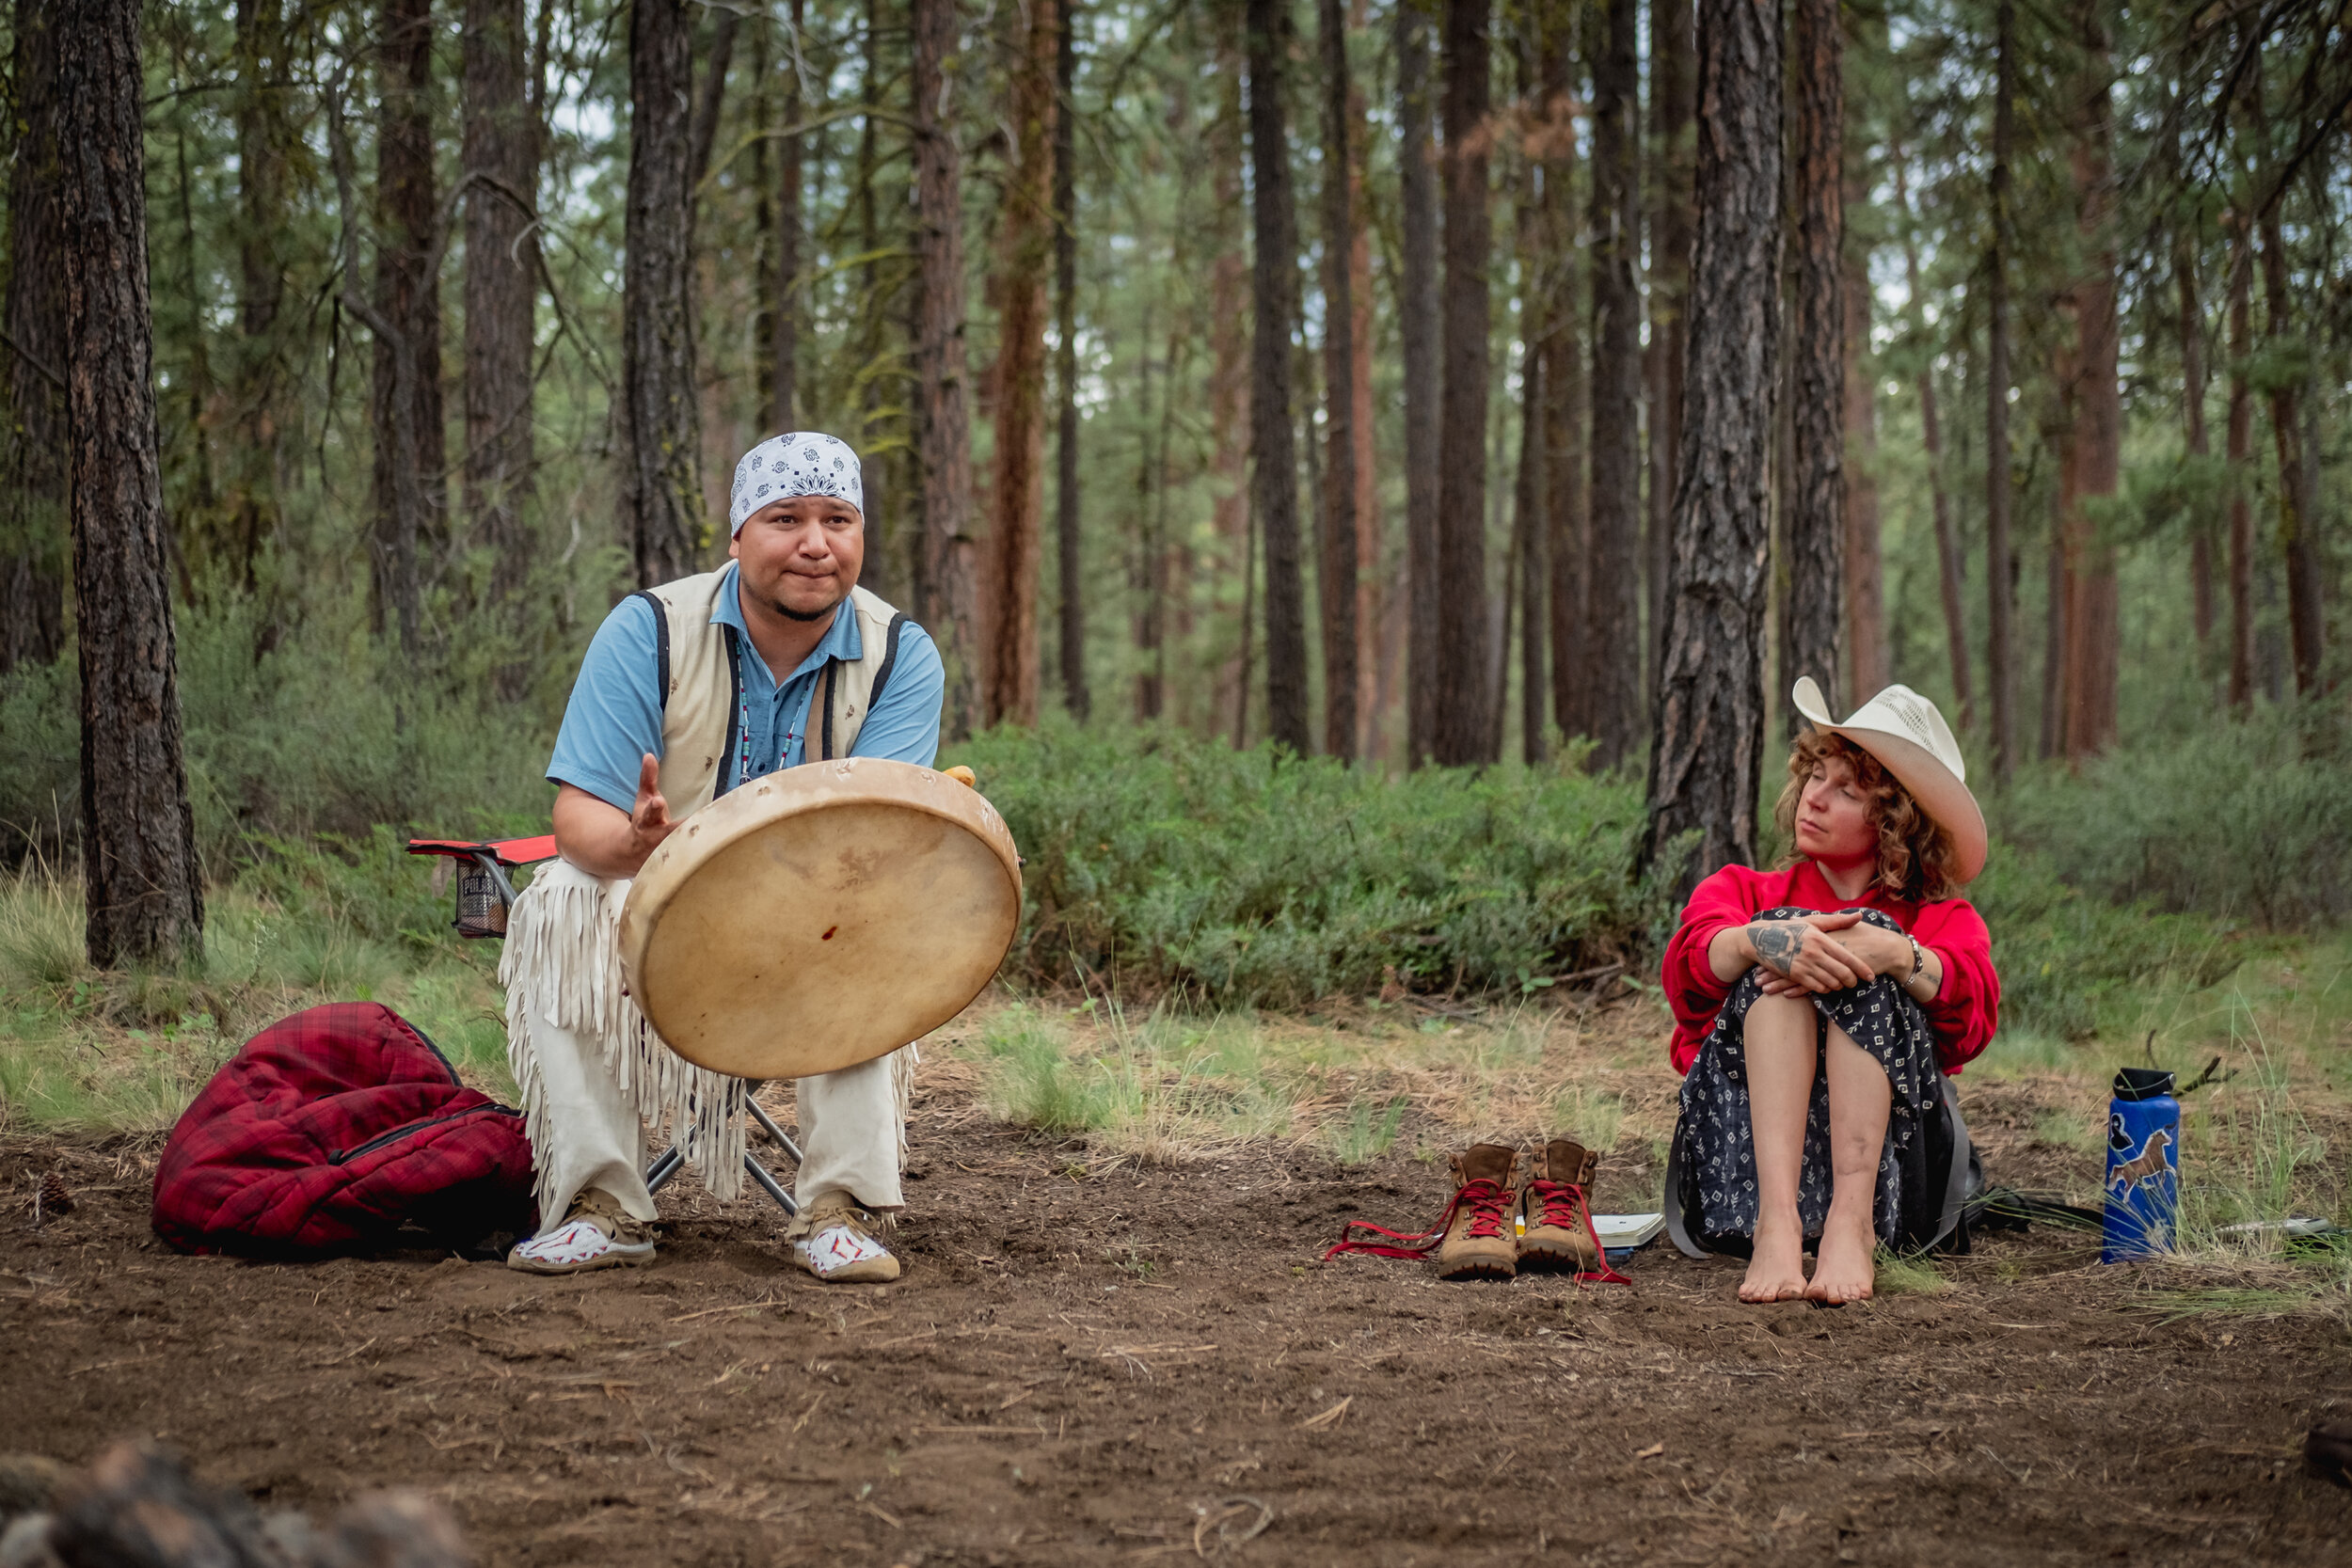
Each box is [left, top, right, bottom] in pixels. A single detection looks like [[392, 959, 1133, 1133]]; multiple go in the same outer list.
[[1791, 677, 1988, 885]]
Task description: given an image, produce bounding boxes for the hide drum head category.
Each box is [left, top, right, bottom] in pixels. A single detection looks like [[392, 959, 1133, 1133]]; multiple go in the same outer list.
[[617, 757, 1022, 1081]]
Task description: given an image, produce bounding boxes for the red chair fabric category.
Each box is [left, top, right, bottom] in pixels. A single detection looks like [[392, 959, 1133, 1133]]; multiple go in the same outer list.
[[405, 834, 559, 865], [152, 1003, 535, 1256]]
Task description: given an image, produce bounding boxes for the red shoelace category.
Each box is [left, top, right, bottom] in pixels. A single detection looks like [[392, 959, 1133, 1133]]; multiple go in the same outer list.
[[1325, 1176, 1629, 1285], [1523, 1178, 1588, 1235]]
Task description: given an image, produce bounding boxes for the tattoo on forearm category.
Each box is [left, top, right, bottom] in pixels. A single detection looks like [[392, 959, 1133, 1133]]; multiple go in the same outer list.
[[1749, 921, 1802, 974]]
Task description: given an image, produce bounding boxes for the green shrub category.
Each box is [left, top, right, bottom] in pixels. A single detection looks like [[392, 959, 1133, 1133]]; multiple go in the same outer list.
[[1994, 706, 2352, 927], [952, 720, 1677, 1007]]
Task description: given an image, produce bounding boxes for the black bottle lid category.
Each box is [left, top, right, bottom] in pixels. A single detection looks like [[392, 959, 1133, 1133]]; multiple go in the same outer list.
[[2112, 1067, 2176, 1102]]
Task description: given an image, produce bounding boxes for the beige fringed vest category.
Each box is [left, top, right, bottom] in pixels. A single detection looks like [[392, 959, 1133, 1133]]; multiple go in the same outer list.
[[633, 571, 912, 817]]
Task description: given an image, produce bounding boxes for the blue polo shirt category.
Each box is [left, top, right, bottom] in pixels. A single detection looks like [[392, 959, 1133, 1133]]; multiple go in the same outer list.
[[548, 563, 946, 813]]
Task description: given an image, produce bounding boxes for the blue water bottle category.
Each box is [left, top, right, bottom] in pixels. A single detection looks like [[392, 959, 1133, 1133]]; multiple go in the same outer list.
[[2102, 1067, 2180, 1261]]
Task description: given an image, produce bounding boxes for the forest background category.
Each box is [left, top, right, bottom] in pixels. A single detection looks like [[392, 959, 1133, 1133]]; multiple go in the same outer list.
[[0, 0, 2348, 1033]]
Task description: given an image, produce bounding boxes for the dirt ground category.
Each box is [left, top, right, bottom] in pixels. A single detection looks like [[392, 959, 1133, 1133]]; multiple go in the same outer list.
[[3, 1073, 2347, 1568]]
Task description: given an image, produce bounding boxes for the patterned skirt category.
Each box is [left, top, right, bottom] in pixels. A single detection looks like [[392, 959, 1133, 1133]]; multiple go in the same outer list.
[[1671, 906, 1956, 1256]]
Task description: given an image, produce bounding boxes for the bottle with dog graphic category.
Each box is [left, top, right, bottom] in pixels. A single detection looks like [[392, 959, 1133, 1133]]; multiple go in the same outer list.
[[2101, 1067, 2180, 1261]]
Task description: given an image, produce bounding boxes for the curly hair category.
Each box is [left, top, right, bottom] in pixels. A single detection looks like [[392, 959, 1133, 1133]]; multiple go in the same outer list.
[[1773, 731, 1964, 904]]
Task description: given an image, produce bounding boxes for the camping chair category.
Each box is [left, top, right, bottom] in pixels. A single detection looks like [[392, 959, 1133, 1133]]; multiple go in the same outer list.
[[405, 835, 803, 1218]]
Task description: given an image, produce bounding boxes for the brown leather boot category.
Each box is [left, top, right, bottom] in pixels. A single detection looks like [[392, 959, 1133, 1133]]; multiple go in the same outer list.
[[1435, 1144, 1519, 1281], [1518, 1138, 1601, 1274]]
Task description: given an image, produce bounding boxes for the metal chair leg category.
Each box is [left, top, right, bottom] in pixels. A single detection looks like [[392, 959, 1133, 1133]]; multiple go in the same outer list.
[[642, 1084, 800, 1213]]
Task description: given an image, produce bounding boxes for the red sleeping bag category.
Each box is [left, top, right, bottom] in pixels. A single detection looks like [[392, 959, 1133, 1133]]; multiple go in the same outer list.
[[153, 1002, 535, 1256]]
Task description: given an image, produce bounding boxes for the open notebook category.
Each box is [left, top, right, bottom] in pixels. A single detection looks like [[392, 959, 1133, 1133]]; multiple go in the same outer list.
[[1592, 1212, 1665, 1250]]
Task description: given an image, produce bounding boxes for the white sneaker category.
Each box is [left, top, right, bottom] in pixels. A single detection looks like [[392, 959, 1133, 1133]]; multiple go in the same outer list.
[[789, 1195, 902, 1283], [506, 1192, 656, 1274]]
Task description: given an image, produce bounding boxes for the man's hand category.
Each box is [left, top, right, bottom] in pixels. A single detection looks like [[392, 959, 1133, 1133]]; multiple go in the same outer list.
[[551, 754, 680, 880], [1746, 910, 1875, 995], [629, 753, 675, 854]]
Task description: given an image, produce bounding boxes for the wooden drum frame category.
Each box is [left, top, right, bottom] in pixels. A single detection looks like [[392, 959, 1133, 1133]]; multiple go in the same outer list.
[[617, 757, 1022, 1081]]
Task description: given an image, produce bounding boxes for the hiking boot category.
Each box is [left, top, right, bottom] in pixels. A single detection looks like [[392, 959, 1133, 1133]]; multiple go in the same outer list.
[[1518, 1138, 1601, 1275], [1436, 1144, 1519, 1281], [506, 1188, 656, 1275], [789, 1192, 902, 1283]]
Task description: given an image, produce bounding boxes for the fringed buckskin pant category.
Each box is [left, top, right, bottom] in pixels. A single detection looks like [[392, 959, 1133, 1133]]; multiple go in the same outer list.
[[500, 857, 913, 1230]]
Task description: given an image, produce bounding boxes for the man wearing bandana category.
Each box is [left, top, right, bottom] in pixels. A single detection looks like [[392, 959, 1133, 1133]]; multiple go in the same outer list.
[[500, 432, 946, 1280]]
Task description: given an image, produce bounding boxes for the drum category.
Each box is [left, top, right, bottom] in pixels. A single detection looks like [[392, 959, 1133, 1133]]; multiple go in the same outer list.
[[616, 757, 1022, 1081]]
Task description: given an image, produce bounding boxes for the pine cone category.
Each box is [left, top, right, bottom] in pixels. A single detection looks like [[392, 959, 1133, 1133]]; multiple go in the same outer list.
[[38, 1173, 72, 1217]]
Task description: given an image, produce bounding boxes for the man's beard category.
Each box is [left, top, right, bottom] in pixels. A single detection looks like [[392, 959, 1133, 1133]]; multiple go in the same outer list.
[[766, 583, 847, 623]]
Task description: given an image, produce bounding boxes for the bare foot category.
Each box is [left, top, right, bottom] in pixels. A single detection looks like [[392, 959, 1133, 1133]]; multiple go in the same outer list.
[[1804, 1216, 1876, 1305], [1739, 1216, 1808, 1303]]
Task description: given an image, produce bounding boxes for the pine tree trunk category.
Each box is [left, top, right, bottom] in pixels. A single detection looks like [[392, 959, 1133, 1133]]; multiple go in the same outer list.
[[1646, 0, 1694, 709], [1645, 0, 1779, 895], [912, 0, 977, 736], [2173, 234, 2215, 649], [1397, 0, 1442, 767], [773, 0, 807, 429], [225, 0, 288, 598], [1583, 0, 1640, 768], [1840, 219, 1888, 699], [982, 0, 1056, 728], [2257, 212, 2323, 696], [1534, 17, 1583, 745], [60, 0, 204, 967], [1983, 0, 2016, 776], [688, 8, 741, 200], [1346, 0, 1382, 758], [0, 0, 69, 675], [622, 0, 701, 588], [1316, 0, 1359, 761], [1208, 27, 1251, 740], [1246, 0, 1310, 753], [1517, 325, 1548, 767], [2056, 15, 2119, 759], [462, 0, 539, 623], [1895, 151, 1971, 724], [371, 0, 448, 656], [1434, 0, 1493, 767], [1783, 0, 1841, 712], [2224, 230, 2255, 712], [1053, 0, 1087, 721]]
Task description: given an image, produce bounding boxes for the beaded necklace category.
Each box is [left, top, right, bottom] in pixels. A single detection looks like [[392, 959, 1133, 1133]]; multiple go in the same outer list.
[[733, 636, 821, 789]]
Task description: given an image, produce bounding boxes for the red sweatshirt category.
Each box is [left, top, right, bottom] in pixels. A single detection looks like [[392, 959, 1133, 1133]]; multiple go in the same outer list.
[[1659, 861, 1999, 1077]]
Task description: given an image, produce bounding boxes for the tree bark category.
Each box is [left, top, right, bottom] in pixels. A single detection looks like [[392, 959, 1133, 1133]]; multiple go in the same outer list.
[[687, 6, 741, 199], [1583, 0, 1640, 768], [2257, 211, 2323, 695], [2054, 11, 2119, 760], [1246, 0, 1310, 753], [1645, 0, 1779, 896], [1894, 150, 1971, 724], [622, 0, 702, 588], [2224, 227, 2254, 711], [2173, 232, 2215, 649], [224, 0, 289, 599], [1534, 18, 1584, 745], [1, 0, 69, 675], [60, 0, 205, 967], [772, 0, 808, 429], [1783, 0, 1841, 714], [1983, 0, 2016, 776], [912, 0, 977, 735], [1433, 0, 1493, 766], [1516, 311, 1548, 766], [1646, 0, 1694, 710], [1207, 30, 1251, 740], [1840, 200, 1887, 700], [1053, 0, 1087, 721], [1346, 0, 1381, 758], [1397, 0, 1441, 767], [982, 0, 1057, 729], [462, 0, 539, 620], [371, 0, 448, 657], [1316, 0, 1359, 761]]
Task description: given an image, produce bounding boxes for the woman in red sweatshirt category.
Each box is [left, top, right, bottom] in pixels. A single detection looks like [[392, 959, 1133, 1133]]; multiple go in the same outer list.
[[1659, 679, 1996, 1307]]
